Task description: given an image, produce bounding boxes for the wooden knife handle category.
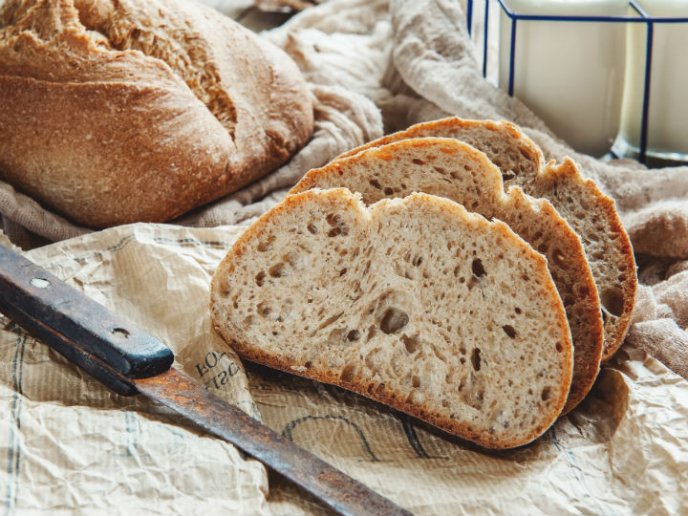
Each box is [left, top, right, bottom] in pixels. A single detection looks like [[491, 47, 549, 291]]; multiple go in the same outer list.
[[0, 245, 174, 395]]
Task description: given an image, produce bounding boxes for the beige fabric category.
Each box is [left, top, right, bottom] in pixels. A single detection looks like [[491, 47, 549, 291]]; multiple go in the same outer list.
[[1, 224, 687, 514], [1, 0, 688, 513]]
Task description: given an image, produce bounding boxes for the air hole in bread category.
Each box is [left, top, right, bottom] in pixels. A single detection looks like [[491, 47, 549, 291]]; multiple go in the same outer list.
[[380, 307, 409, 334], [412, 375, 421, 388], [471, 348, 482, 371], [257, 235, 275, 252], [514, 306, 522, 314], [384, 187, 394, 195], [412, 255, 423, 267], [401, 334, 419, 353], [307, 223, 318, 234], [502, 171, 516, 181], [254, 271, 265, 286], [541, 387, 551, 401], [601, 286, 624, 318], [369, 179, 382, 190], [339, 268, 348, 276], [556, 342, 563, 352], [502, 325, 516, 339], [327, 327, 345, 345], [268, 263, 285, 278], [340, 364, 355, 383], [413, 158, 426, 165], [317, 311, 343, 330], [257, 303, 271, 317], [366, 325, 377, 341], [471, 258, 486, 278], [326, 213, 349, 237], [346, 329, 361, 342]]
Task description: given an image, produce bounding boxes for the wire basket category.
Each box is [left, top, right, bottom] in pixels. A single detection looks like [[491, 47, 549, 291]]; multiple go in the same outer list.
[[467, 0, 688, 165]]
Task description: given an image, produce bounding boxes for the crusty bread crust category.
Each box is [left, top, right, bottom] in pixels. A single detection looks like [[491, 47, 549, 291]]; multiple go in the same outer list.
[[211, 189, 573, 449], [536, 159, 637, 362], [292, 137, 602, 414], [338, 117, 637, 362], [0, 0, 313, 228]]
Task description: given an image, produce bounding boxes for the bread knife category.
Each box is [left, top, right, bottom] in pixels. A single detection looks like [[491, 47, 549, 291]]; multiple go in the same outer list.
[[0, 245, 410, 516]]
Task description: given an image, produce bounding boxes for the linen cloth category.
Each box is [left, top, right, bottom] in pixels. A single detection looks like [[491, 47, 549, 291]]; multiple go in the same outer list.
[[1, 0, 687, 513]]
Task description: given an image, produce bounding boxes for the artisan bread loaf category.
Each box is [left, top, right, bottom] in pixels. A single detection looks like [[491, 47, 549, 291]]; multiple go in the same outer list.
[[292, 138, 602, 414], [211, 188, 573, 449], [339, 118, 637, 361], [0, 0, 313, 228]]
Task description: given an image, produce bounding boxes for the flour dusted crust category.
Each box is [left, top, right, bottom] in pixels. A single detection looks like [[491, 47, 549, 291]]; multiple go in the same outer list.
[[0, 0, 313, 228], [292, 138, 602, 414], [339, 118, 637, 361], [211, 189, 573, 449]]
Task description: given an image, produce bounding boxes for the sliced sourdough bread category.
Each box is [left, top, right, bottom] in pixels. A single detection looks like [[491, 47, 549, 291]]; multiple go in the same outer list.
[[211, 188, 573, 449], [338, 118, 637, 361], [291, 138, 602, 414]]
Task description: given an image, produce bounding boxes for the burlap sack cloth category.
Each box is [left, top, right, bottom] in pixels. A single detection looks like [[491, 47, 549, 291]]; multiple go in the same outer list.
[[1, 0, 687, 513]]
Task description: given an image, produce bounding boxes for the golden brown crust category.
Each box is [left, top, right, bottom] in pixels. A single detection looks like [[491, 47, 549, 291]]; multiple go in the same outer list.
[[292, 138, 601, 414], [336, 117, 637, 363], [539, 159, 637, 361], [0, 0, 313, 228], [211, 189, 573, 449]]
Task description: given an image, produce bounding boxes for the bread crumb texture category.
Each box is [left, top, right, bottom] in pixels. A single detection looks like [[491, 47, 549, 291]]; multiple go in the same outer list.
[[293, 137, 603, 414], [211, 189, 573, 449], [337, 117, 637, 362]]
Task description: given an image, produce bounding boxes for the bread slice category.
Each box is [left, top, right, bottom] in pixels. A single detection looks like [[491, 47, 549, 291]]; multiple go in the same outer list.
[[211, 188, 573, 449], [291, 138, 602, 414], [338, 118, 637, 361]]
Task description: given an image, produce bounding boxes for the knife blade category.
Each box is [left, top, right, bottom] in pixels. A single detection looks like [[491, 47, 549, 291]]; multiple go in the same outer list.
[[0, 245, 411, 516]]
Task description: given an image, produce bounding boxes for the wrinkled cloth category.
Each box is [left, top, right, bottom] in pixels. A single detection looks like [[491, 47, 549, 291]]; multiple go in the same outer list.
[[1, 223, 687, 514], [1, 0, 688, 513]]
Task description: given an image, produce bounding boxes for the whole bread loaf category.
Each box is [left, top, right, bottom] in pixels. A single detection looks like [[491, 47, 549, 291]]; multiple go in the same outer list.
[[211, 188, 573, 449], [291, 137, 603, 414], [0, 0, 313, 228], [339, 118, 637, 361]]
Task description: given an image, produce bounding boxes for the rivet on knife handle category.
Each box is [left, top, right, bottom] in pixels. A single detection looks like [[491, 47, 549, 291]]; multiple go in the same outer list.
[[0, 245, 174, 395]]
